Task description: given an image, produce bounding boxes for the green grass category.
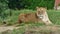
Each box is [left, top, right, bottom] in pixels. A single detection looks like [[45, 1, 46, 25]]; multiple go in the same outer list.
[[0, 9, 60, 34], [0, 9, 60, 25], [47, 10, 60, 25]]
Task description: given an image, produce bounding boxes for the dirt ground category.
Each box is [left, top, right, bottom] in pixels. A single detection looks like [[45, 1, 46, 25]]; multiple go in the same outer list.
[[0, 24, 60, 34]]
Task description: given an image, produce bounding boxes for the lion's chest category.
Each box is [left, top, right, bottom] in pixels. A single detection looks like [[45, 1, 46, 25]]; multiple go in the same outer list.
[[38, 13, 48, 22]]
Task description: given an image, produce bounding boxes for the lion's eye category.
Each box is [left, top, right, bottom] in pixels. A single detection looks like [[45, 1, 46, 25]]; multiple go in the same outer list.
[[38, 11, 41, 14], [38, 11, 40, 13]]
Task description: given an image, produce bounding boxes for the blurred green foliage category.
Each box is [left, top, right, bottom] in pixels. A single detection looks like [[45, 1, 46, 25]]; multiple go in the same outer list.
[[0, 0, 56, 25], [8, 0, 55, 9]]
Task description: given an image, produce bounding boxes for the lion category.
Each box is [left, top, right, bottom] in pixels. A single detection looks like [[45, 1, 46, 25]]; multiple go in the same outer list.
[[18, 13, 41, 23], [18, 7, 52, 25], [36, 7, 52, 25]]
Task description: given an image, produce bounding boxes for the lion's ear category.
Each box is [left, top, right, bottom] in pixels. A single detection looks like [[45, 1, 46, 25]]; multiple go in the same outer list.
[[36, 6, 39, 9], [44, 7, 47, 10]]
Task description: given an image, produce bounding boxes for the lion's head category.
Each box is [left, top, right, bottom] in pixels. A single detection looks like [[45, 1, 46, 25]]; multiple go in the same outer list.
[[36, 7, 52, 25], [36, 7, 47, 19]]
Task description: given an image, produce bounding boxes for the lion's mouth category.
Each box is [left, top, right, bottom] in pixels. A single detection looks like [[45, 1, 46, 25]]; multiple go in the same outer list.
[[37, 14, 43, 19]]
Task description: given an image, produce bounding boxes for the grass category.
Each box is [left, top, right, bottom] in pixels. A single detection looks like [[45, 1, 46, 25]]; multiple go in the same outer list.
[[0, 9, 60, 34], [47, 10, 60, 25], [1, 24, 60, 34], [0, 9, 60, 25]]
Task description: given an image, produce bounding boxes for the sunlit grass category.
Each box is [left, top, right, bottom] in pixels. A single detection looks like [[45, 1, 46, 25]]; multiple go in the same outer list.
[[0, 9, 60, 34], [0, 9, 60, 25]]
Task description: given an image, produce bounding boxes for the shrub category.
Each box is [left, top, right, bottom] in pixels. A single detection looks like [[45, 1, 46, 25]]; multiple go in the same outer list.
[[8, 0, 55, 9]]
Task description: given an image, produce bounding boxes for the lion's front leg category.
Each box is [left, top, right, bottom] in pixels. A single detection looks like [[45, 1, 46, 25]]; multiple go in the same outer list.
[[42, 13, 53, 25]]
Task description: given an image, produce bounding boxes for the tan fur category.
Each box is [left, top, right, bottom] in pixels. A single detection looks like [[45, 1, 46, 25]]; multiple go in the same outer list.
[[18, 7, 52, 25], [36, 7, 52, 25], [18, 13, 41, 23]]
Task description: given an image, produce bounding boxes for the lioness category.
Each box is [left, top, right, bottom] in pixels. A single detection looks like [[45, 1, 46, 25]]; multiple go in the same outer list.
[[18, 7, 52, 25], [36, 7, 52, 25]]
